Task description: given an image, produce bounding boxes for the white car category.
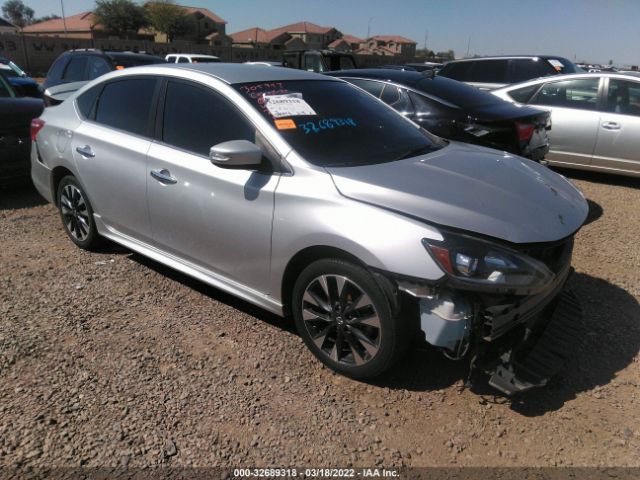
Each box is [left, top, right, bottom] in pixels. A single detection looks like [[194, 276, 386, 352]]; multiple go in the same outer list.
[[492, 73, 640, 177], [165, 53, 220, 64]]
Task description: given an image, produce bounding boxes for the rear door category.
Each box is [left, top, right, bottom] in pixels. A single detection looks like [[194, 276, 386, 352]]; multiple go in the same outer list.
[[527, 77, 603, 167], [146, 79, 278, 293], [72, 77, 158, 242], [592, 77, 640, 174]]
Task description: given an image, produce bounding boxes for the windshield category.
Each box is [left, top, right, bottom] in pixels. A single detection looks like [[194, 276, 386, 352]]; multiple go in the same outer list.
[[0, 60, 23, 78], [234, 80, 444, 167], [417, 76, 504, 108]]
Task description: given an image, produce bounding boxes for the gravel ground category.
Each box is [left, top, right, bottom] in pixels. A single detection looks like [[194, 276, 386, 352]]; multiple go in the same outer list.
[[0, 169, 638, 470]]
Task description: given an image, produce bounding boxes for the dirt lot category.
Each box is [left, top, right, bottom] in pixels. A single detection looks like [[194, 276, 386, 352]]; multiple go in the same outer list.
[[0, 169, 639, 470]]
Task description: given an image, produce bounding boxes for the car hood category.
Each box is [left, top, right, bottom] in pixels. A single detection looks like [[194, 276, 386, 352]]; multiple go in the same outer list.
[[326, 142, 588, 244], [0, 97, 44, 129]]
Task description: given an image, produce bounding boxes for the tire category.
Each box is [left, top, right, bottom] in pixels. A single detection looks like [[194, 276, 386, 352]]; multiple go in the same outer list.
[[57, 175, 101, 250], [292, 258, 406, 379]]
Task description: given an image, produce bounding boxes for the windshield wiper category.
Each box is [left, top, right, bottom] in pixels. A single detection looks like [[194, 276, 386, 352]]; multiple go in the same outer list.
[[394, 145, 438, 161]]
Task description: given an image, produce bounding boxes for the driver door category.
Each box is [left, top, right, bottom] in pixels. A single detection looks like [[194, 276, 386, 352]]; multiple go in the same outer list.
[[146, 79, 279, 294]]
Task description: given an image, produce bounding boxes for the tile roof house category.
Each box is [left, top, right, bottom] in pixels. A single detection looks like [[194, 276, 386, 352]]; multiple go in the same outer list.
[[356, 35, 417, 56], [230, 21, 342, 51], [0, 17, 18, 34], [22, 5, 228, 43], [328, 34, 364, 52], [22, 11, 104, 39]]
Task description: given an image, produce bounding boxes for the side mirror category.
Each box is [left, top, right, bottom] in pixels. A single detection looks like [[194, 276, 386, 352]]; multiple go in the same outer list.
[[209, 140, 263, 167]]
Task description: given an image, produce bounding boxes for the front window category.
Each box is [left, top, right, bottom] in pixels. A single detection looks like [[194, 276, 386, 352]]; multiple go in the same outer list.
[[234, 80, 444, 167]]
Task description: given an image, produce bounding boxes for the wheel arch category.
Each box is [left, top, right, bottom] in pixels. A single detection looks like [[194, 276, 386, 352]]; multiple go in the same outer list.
[[51, 166, 76, 206], [280, 245, 398, 317]]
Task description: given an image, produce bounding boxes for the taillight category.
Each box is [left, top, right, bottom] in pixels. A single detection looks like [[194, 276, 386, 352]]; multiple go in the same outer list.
[[30, 118, 45, 142], [515, 122, 535, 142]]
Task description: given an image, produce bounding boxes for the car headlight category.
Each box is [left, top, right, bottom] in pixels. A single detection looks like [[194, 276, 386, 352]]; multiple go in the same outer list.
[[423, 231, 554, 294]]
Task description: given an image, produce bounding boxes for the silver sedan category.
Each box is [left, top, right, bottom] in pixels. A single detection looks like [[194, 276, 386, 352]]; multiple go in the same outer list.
[[30, 64, 587, 394], [492, 72, 640, 177]]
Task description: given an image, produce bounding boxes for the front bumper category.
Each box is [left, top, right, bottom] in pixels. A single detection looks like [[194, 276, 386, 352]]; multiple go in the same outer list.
[[410, 262, 583, 395], [487, 288, 583, 395]]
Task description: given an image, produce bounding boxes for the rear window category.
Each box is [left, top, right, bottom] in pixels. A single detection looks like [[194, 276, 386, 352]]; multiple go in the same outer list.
[[63, 56, 88, 81], [417, 76, 504, 108], [234, 80, 444, 167], [438, 61, 473, 81], [108, 54, 165, 68]]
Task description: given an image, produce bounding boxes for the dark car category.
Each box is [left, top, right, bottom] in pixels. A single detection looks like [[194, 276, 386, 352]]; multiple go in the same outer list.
[[327, 69, 550, 161], [438, 55, 581, 90], [0, 56, 40, 98], [42, 49, 166, 93], [0, 73, 44, 184]]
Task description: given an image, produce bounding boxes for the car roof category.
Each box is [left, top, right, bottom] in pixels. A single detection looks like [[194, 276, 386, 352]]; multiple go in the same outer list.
[[159, 63, 338, 84], [326, 68, 435, 88], [444, 55, 573, 63], [494, 71, 640, 91]]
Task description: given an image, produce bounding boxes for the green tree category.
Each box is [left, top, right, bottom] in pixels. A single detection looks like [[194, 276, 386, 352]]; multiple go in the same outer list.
[[93, 0, 148, 39], [1, 0, 35, 27], [145, 1, 194, 43], [34, 14, 61, 23]]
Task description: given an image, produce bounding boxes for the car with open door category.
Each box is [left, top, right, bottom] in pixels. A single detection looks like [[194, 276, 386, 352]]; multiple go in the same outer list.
[[492, 72, 640, 177], [31, 64, 587, 395]]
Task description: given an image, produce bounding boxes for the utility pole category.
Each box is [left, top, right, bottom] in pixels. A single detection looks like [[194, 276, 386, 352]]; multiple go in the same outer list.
[[466, 35, 471, 58], [367, 17, 375, 39], [424, 29, 428, 51], [60, 0, 68, 37]]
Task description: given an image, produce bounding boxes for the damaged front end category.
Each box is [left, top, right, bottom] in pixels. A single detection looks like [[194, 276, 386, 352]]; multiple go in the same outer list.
[[397, 231, 584, 396]]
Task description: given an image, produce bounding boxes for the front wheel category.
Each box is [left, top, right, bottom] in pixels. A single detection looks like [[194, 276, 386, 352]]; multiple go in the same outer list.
[[57, 175, 101, 250], [292, 258, 406, 379]]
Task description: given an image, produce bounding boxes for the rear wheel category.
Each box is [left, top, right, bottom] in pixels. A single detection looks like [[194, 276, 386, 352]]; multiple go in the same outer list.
[[57, 175, 100, 250], [292, 258, 405, 379]]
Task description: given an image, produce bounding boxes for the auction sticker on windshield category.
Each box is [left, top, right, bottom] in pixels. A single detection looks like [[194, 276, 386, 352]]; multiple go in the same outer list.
[[264, 93, 317, 118]]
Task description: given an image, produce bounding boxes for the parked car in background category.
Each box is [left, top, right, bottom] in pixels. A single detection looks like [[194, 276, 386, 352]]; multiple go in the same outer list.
[[381, 62, 442, 73], [0, 73, 43, 184], [244, 61, 283, 67], [42, 50, 166, 104], [0, 56, 40, 97], [31, 64, 588, 394], [438, 55, 581, 90], [492, 72, 640, 177], [283, 49, 356, 72], [165, 53, 220, 64], [327, 69, 550, 161]]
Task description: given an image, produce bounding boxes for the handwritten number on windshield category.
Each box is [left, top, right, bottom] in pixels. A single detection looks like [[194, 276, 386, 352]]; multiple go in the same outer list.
[[301, 118, 357, 134]]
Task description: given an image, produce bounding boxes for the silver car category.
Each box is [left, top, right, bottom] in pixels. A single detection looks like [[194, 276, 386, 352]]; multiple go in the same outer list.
[[31, 64, 588, 394], [492, 73, 640, 177]]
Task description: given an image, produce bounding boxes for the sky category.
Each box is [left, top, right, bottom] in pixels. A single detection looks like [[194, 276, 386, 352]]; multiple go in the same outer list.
[[19, 0, 640, 66]]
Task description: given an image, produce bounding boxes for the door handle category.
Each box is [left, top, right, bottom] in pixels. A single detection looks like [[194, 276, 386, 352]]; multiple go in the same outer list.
[[150, 168, 177, 184], [601, 121, 621, 130], [75, 145, 95, 158]]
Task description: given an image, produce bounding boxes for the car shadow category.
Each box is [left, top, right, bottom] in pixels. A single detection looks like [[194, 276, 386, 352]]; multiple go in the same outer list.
[[553, 167, 640, 189], [126, 251, 639, 414], [584, 198, 603, 226], [0, 182, 47, 211]]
